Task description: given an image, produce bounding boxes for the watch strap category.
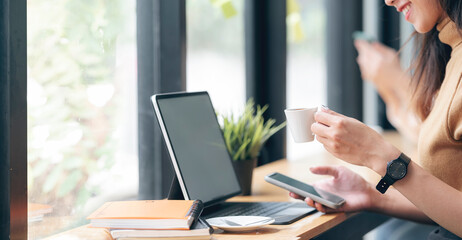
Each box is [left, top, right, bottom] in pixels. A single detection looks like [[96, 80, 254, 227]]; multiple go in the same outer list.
[[399, 153, 411, 165], [376, 175, 395, 194]]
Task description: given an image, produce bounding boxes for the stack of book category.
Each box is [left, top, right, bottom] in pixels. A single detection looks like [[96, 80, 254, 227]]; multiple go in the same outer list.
[[87, 200, 212, 240], [28, 203, 53, 223]]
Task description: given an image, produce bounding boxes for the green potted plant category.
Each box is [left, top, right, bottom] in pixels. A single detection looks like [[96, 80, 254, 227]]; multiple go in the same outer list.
[[217, 99, 286, 195]]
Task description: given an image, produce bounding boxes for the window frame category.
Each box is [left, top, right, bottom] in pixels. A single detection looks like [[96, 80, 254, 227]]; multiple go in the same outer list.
[[137, 0, 186, 200], [1, 0, 28, 238], [244, 0, 287, 165], [326, 0, 363, 120], [1, 0, 399, 237]]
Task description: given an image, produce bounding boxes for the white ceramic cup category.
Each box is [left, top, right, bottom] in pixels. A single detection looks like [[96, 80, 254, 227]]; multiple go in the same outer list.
[[284, 107, 318, 143]]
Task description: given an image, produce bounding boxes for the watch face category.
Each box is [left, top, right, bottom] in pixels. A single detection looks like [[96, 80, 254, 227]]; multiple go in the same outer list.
[[388, 161, 407, 179]]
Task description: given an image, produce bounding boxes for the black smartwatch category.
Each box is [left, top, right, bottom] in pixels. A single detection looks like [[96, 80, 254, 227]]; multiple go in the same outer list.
[[376, 153, 411, 194]]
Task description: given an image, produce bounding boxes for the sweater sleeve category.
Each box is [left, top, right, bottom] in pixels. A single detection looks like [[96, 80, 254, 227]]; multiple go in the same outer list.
[[448, 75, 462, 141]]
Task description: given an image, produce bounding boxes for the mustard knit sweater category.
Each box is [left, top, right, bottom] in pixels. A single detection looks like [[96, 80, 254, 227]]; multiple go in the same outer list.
[[418, 18, 462, 191]]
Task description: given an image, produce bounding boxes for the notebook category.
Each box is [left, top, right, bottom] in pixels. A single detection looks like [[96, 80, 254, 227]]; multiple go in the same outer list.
[[151, 91, 315, 225], [87, 200, 203, 230], [28, 203, 53, 223], [110, 218, 212, 240]]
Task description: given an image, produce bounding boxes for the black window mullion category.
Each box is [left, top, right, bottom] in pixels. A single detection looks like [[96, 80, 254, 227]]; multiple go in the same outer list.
[[326, 0, 363, 120], [137, 0, 186, 200], [1, 0, 28, 239], [377, 4, 400, 130], [245, 0, 287, 165]]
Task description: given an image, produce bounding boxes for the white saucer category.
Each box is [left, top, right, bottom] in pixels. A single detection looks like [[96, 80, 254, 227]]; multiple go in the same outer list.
[[206, 216, 275, 232]]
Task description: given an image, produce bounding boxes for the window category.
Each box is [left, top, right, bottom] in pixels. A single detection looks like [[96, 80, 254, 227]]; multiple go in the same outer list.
[[27, 0, 137, 238], [286, 0, 327, 161], [2, 0, 364, 237], [186, 0, 246, 114]]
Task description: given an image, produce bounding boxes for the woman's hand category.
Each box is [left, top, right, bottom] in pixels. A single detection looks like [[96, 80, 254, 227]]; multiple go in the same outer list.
[[290, 165, 378, 213], [354, 40, 403, 88], [354, 40, 409, 107], [355, 40, 420, 142], [311, 108, 401, 175]]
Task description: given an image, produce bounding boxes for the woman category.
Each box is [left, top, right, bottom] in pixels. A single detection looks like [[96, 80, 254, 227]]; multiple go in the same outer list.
[[291, 0, 462, 238]]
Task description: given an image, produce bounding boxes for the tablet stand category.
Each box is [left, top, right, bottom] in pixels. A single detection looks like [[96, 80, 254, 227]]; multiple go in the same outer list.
[[167, 175, 184, 200]]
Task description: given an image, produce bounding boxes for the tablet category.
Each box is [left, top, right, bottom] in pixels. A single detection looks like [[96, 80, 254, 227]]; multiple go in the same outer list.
[[151, 91, 241, 206]]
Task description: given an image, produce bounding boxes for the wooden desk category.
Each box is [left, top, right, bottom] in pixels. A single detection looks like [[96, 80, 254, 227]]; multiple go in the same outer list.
[[213, 131, 413, 239], [46, 158, 386, 240], [47, 131, 411, 240], [213, 157, 380, 239]]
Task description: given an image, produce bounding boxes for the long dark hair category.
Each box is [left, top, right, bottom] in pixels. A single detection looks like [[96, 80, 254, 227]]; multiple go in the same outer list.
[[411, 0, 462, 120]]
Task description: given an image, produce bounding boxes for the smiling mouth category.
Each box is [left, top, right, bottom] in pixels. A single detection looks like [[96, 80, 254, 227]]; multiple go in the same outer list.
[[402, 4, 411, 20]]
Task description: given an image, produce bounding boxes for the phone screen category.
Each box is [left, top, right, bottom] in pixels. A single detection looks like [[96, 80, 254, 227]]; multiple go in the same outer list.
[[267, 172, 345, 205], [352, 31, 376, 43]]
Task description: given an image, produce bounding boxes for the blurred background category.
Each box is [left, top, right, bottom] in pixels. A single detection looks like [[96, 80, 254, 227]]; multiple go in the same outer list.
[[4, 0, 415, 238]]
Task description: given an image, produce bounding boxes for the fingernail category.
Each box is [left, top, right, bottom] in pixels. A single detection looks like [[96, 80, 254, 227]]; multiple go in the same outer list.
[[317, 105, 328, 113]]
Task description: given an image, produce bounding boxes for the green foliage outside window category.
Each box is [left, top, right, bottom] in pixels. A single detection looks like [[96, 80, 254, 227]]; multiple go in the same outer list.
[[209, 0, 306, 43], [27, 0, 129, 217]]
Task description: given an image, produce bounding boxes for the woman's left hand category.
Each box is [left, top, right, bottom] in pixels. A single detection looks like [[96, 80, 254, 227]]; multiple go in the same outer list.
[[311, 108, 401, 174], [290, 165, 379, 213]]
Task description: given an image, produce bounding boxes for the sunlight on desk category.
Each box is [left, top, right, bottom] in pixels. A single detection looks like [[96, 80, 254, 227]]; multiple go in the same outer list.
[[45, 131, 410, 240]]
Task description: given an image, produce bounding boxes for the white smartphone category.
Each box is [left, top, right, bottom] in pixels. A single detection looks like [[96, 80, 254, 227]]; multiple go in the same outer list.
[[352, 31, 376, 43], [265, 172, 346, 209]]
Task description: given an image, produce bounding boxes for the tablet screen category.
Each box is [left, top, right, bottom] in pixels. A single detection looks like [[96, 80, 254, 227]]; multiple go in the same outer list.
[[153, 92, 241, 206]]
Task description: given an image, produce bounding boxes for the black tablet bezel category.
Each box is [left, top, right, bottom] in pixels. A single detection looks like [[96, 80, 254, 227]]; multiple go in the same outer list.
[[151, 91, 242, 207]]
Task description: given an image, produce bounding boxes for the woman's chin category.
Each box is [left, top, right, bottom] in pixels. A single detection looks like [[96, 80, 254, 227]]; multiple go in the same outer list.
[[413, 24, 434, 34]]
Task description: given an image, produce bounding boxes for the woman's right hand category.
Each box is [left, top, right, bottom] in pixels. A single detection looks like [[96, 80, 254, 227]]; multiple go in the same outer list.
[[354, 40, 403, 87], [354, 40, 409, 108], [289, 165, 378, 213], [354, 40, 420, 142]]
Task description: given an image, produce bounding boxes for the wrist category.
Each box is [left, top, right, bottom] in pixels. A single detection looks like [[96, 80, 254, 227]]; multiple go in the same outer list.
[[366, 184, 386, 211], [367, 185, 393, 212], [369, 144, 401, 176]]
